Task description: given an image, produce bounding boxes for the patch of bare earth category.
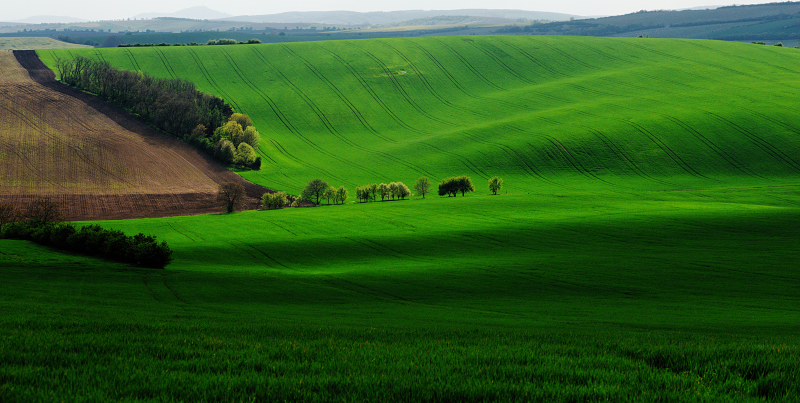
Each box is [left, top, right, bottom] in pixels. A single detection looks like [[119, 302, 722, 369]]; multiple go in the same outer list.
[[0, 50, 269, 221]]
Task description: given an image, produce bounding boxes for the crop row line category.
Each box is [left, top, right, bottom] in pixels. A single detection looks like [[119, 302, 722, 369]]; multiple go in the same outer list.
[[584, 127, 676, 187], [495, 37, 567, 78], [245, 47, 382, 182], [243, 49, 349, 181], [380, 40, 486, 118], [185, 47, 241, 112], [431, 38, 506, 91], [468, 41, 536, 85], [624, 120, 714, 181], [317, 45, 422, 135], [659, 113, 767, 179], [280, 45, 382, 137], [410, 40, 529, 114], [347, 41, 455, 126]]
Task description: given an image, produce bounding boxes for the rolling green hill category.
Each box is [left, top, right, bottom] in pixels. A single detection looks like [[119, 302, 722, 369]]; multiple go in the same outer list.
[[3, 36, 798, 400], [40, 36, 800, 195]]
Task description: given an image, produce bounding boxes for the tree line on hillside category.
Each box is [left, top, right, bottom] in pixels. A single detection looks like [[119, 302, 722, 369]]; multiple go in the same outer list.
[[56, 56, 231, 137], [117, 38, 264, 47], [214, 176, 504, 213], [0, 199, 172, 268], [54, 56, 261, 169]]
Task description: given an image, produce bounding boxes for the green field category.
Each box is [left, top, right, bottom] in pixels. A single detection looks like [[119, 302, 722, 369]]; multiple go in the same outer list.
[[2, 36, 799, 400], [39, 36, 800, 194]]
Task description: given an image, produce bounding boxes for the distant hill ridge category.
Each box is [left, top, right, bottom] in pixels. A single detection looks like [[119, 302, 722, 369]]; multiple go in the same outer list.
[[221, 9, 579, 25], [134, 6, 232, 21], [378, 15, 517, 27], [522, 1, 800, 40]]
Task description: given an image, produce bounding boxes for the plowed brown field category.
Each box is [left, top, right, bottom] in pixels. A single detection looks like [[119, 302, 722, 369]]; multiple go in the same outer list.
[[0, 50, 269, 220]]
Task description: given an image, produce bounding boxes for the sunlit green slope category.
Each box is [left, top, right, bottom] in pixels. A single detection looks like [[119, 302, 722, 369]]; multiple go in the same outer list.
[[41, 37, 800, 193]]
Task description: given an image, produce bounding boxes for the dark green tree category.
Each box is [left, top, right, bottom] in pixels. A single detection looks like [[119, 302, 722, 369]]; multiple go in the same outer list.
[[301, 179, 330, 205]]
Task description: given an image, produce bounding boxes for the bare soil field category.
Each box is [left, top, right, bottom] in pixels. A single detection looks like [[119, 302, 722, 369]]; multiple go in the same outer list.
[[0, 50, 267, 220]]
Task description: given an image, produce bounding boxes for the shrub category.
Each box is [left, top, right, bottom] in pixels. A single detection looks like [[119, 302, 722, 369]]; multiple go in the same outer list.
[[234, 143, 256, 166], [261, 191, 288, 209], [1, 220, 172, 268], [49, 223, 77, 248]]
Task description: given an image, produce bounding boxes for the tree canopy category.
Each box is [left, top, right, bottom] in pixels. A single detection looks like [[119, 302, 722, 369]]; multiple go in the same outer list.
[[438, 176, 474, 197], [489, 176, 504, 195], [302, 179, 330, 205], [414, 177, 431, 198]]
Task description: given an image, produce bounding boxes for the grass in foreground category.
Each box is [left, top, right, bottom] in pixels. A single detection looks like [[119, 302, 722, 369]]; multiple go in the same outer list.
[[1, 184, 799, 401]]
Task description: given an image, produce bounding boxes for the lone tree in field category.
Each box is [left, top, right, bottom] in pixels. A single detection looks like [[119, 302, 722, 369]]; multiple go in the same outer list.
[[488, 176, 503, 195], [25, 197, 66, 223], [216, 182, 247, 213], [301, 179, 329, 205], [0, 203, 20, 231], [414, 177, 431, 198]]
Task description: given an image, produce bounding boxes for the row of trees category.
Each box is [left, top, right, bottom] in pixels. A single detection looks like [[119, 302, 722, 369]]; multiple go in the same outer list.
[[215, 175, 504, 213], [0, 198, 172, 268], [355, 182, 411, 202], [297, 176, 503, 206], [261, 191, 290, 209], [55, 56, 233, 138], [55, 56, 263, 169], [117, 38, 264, 47]]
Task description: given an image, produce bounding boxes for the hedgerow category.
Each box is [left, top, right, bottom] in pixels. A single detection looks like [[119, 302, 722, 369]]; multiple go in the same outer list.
[[1, 220, 172, 269]]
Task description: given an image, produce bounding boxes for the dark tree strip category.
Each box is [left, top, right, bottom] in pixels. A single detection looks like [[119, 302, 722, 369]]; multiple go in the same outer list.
[[52, 55, 233, 138]]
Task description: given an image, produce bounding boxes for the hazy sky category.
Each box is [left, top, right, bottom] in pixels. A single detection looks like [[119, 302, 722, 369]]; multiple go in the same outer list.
[[1, 1, 778, 22]]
